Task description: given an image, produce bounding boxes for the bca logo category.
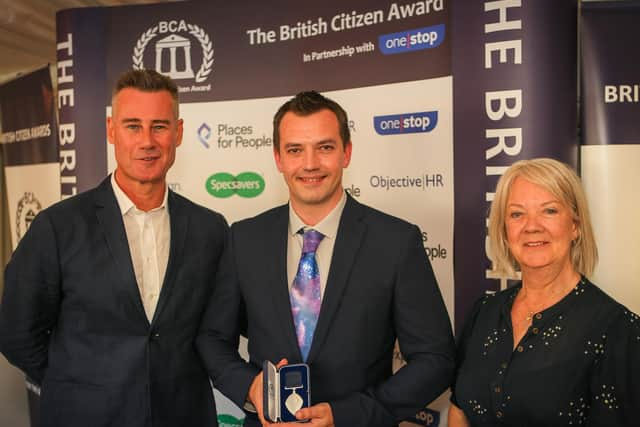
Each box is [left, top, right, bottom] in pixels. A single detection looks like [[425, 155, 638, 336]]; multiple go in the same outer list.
[[16, 192, 42, 241], [132, 20, 214, 83]]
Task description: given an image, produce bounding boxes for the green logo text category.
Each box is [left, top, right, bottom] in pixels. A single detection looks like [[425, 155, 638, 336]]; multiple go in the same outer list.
[[206, 172, 265, 198]]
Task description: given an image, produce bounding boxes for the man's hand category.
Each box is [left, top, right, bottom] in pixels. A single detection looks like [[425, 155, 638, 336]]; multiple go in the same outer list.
[[248, 368, 269, 426], [278, 402, 335, 427], [248, 358, 289, 427], [248, 358, 334, 427]]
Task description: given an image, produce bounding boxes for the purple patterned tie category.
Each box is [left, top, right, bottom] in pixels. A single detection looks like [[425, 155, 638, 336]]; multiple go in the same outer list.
[[290, 229, 324, 361]]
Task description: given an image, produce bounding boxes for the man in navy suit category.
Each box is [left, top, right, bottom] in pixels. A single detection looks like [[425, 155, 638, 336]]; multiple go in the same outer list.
[[0, 69, 226, 427], [197, 91, 454, 427]]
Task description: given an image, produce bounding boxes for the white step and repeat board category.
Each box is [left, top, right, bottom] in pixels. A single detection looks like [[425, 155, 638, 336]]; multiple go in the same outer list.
[[581, 2, 640, 314]]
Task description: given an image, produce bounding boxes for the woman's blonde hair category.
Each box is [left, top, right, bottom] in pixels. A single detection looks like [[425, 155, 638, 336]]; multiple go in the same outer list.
[[487, 158, 598, 277]]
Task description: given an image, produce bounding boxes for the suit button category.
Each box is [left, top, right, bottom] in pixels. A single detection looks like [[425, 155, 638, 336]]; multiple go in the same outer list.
[[151, 332, 160, 340], [532, 327, 539, 334], [516, 345, 524, 352], [496, 410, 503, 418], [494, 386, 501, 393]]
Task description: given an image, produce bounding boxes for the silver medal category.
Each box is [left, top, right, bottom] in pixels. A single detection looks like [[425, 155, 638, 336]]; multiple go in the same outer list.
[[285, 388, 303, 415]]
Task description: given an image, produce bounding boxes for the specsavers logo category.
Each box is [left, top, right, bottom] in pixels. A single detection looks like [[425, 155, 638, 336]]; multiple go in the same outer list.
[[133, 20, 213, 91], [217, 414, 243, 427], [206, 172, 265, 198]]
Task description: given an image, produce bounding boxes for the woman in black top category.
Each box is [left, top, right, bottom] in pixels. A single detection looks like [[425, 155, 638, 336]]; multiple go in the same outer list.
[[449, 158, 639, 427]]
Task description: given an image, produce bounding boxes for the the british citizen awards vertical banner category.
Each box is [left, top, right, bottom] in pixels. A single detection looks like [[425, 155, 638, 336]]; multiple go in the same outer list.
[[580, 1, 640, 314], [0, 65, 60, 427], [0, 66, 60, 251], [56, 6, 109, 197], [452, 0, 578, 330]]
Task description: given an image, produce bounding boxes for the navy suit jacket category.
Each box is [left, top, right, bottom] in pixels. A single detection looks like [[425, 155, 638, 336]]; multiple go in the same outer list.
[[197, 194, 455, 427], [0, 177, 227, 427]]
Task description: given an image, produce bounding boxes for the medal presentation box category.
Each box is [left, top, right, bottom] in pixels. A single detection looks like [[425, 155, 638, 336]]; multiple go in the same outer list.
[[263, 361, 311, 422]]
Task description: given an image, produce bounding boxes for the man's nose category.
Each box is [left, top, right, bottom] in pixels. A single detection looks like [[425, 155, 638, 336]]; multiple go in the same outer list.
[[302, 150, 319, 170]]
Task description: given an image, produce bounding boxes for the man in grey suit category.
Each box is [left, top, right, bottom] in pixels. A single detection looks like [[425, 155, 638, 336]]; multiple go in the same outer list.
[[197, 91, 454, 427], [0, 69, 226, 427]]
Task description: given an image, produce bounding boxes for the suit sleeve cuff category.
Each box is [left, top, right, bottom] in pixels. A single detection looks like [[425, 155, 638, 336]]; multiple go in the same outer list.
[[243, 400, 257, 413], [215, 363, 261, 411], [330, 393, 395, 427]]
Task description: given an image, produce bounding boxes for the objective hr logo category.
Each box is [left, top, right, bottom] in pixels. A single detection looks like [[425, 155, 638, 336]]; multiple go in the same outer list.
[[206, 172, 265, 198], [373, 111, 438, 135], [378, 24, 445, 55]]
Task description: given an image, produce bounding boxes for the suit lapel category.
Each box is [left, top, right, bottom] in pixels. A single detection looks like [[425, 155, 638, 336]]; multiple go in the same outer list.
[[307, 195, 366, 363], [267, 205, 304, 359], [152, 190, 188, 324], [94, 177, 148, 323]]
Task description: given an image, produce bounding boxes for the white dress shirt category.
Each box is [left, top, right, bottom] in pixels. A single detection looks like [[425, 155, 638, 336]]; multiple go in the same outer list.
[[111, 174, 170, 321]]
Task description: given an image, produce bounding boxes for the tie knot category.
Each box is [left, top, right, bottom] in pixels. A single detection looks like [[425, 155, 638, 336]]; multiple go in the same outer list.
[[301, 229, 324, 253]]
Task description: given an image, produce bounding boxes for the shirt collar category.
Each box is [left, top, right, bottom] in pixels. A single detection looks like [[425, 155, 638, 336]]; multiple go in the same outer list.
[[110, 172, 169, 215], [288, 190, 347, 239]]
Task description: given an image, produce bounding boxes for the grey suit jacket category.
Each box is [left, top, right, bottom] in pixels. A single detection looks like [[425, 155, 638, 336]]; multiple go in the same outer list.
[[0, 177, 227, 427], [197, 193, 455, 427]]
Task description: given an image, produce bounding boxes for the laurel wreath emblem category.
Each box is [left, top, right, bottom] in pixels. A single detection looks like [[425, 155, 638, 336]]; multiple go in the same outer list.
[[132, 26, 158, 70], [16, 192, 41, 241], [131, 23, 213, 83], [188, 24, 214, 83]]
